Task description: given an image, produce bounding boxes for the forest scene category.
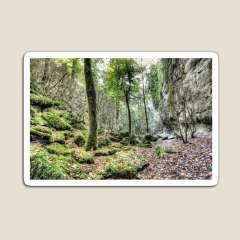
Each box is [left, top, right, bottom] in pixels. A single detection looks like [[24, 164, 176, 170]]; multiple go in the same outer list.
[[30, 57, 212, 180]]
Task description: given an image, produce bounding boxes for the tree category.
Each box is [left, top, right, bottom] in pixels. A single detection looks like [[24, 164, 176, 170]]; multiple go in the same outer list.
[[140, 59, 149, 133], [105, 58, 140, 142], [84, 58, 97, 150]]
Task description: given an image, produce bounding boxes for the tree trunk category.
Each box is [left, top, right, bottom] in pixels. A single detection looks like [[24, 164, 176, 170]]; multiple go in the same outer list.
[[71, 59, 78, 82], [115, 99, 120, 127], [84, 58, 97, 150], [42, 58, 50, 94], [142, 70, 149, 133], [125, 92, 132, 142]]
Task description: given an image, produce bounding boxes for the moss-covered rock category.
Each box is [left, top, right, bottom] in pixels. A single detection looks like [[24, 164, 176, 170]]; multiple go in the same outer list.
[[30, 126, 53, 142], [98, 136, 111, 147], [71, 148, 94, 164], [30, 93, 60, 109], [52, 131, 66, 144], [30, 106, 37, 117], [63, 130, 74, 139], [94, 148, 117, 156], [74, 132, 86, 146], [103, 151, 149, 179], [31, 112, 47, 126], [46, 143, 69, 155], [42, 111, 71, 130], [30, 149, 71, 180]]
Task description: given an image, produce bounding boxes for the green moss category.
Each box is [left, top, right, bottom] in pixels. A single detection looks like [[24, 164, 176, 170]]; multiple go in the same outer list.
[[103, 151, 149, 179], [42, 111, 71, 130], [30, 150, 71, 180], [94, 148, 117, 156], [30, 93, 59, 109], [71, 148, 94, 164], [46, 143, 69, 155], [30, 106, 37, 117], [52, 131, 66, 144], [31, 112, 47, 126], [74, 133, 86, 146], [98, 136, 111, 147], [30, 126, 53, 142]]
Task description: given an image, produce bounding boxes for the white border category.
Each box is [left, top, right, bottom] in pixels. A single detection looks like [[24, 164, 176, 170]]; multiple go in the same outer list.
[[24, 52, 218, 187]]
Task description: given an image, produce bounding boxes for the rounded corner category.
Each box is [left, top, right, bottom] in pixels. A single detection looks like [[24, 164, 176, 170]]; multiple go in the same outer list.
[[209, 176, 219, 187], [23, 177, 32, 187]]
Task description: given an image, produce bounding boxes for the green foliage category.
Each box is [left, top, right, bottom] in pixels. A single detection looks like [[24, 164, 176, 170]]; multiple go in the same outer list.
[[42, 111, 71, 130], [155, 146, 166, 158], [30, 93, 59, 108], [30, 126, 53, 142], [30, 150, 71, 180], [103, 151, 149, 178], [71, 148, 94, 164], [104, 58, 141, 101], [94, 148, 117, 156], [46, 143, 69, 155], [148, 63, 161, 109], [74, 132, 86, 146], [97, 136, 111, 147]]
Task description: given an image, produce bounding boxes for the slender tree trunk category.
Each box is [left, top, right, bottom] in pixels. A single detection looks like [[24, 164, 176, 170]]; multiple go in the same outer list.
[[142, 71, 149, 133], [84, 59, 97, 150], [71, 59, 78, 82], [125, 92, 132, 142], [42, 59, 50, 94], [115, 99, 120, 128]]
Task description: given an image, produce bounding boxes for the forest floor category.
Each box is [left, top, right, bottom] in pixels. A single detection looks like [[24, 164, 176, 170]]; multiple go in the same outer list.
[[65, 137, 212, 180], [138, 137, 212, 180]]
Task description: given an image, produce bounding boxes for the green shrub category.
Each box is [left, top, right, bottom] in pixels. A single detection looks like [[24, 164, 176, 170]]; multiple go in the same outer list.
[[155, 146, 166, 158], [98, 136, 111, 147], [74, 133, 86, 146], [30, 150, 70, 180], [42, 111, 71, 130], [30, 126, 53, 142], [103, 151, 149, 179], [46, 143, 69, 155], [94, 148, 117, 156], [30, 93, 59, 109], [71, 148, 94, 164]]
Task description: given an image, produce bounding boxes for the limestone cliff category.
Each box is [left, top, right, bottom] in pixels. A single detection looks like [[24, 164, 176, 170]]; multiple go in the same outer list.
[[160, 58, 212, 132]]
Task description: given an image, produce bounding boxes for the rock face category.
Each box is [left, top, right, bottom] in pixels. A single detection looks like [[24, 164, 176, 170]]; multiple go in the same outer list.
[[160, 58, 212, 131]]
